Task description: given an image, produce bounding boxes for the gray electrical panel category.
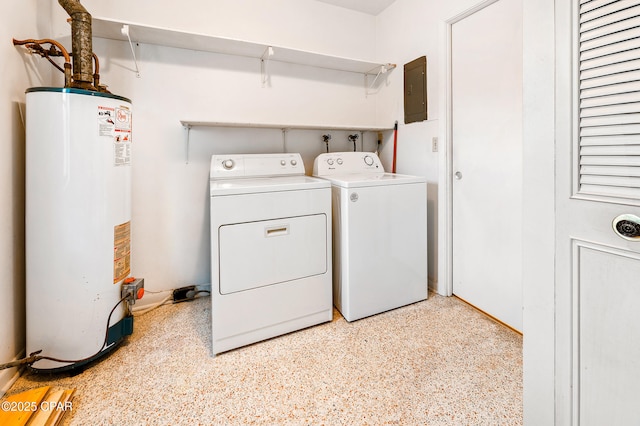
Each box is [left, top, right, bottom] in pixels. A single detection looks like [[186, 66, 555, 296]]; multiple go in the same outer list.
[[404, 56, 427, 124]]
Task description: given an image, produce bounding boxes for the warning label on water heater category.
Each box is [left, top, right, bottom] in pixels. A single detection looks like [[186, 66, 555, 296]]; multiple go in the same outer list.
[[114, 221, 131, 283], [114, 106, 132, 166], [114, 129, 131, 166], [99, 105, 132, 166], [98, 105, 115, 136]]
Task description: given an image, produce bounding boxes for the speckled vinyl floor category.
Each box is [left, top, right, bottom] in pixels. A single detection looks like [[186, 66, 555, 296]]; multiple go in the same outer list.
[[7, 293, 522, 425]]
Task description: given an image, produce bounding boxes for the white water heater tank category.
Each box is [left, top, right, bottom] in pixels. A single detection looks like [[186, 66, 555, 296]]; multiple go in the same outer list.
[[26, 87, 134, 372]]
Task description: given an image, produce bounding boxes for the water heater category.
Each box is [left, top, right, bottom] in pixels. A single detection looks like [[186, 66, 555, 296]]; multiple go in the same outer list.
[[26, 87, 136, 372]]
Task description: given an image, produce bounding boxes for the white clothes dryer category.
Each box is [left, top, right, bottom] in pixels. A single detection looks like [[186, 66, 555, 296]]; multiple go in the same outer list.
[[210, 153, 332, 355], [313, 152, 428, 322]]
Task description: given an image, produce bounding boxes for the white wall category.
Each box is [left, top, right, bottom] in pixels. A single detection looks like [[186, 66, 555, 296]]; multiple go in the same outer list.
[[40, 0, 385, 306], [0, 0, 53, 396]]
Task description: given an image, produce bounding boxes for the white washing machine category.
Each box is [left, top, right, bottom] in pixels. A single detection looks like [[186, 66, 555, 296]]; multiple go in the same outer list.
[[210, 153, 333, 355], [313, 152, 428, 322]]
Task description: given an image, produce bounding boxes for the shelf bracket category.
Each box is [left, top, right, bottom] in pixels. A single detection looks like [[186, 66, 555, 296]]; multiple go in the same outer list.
[[183, 124, 192, 164], [120, 25, 141, 78], [261, 46, 274, 88], [366, 63, 396, 96]]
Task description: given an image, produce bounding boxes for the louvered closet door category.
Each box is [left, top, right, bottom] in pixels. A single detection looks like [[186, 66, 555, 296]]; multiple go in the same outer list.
[[556, 1, 640, 424], [579, 0, 640, 200]]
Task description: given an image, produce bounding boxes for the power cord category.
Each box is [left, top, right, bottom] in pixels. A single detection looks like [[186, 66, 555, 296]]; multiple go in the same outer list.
[[1, 285, 212, 369], [0, 296, 127, 371], [132, 286, 211, 315]]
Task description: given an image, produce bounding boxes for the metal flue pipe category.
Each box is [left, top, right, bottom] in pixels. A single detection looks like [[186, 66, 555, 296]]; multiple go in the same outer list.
[[58, 0, 95, 90]]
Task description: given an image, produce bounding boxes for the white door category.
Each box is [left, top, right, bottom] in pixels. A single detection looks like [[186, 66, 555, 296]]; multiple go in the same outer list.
[[555, 1, 640, 424], [450, 0, 523, 331]]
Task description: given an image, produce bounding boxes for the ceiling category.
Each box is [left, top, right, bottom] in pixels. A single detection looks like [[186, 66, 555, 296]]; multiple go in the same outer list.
[[315, 0, 397, 15]]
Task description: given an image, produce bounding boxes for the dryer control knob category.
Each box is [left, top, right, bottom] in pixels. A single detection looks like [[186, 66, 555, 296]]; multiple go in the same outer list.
[[222, 159, 235, 170], [364, 155, 374, 166], [280, 160, 286, 166], [291, 159, 297, 166], [336, 158, 343, 165], [327, 159, 334, 166]]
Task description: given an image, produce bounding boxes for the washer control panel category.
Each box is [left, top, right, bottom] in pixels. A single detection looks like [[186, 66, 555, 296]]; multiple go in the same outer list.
[[210, 153, 304, 179], [313, 152, 384, 176]]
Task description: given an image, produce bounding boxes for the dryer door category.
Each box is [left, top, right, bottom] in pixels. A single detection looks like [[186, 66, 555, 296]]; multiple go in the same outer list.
[[218, 214, 327, 294]]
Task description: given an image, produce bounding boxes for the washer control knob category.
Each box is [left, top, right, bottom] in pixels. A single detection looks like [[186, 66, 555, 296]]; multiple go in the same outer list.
[[364, 155, 374, 166], [280, 160, 286, 166], [337, 158, 343, 165], [327, 159, 334, 166], [291, 159, 297, 166], [222, 159, 235, 170]]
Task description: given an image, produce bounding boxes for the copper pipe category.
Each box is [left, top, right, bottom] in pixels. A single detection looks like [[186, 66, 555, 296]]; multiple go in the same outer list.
[[13, 38, 72, 87], [58, 0, 95, 90], [13, 38, 70, 62], [92, 52, 101, 89], [92, 52, 110, 93]]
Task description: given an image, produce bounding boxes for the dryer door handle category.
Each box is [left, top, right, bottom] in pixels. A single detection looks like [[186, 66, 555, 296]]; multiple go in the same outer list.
[[265, 224, 290, 237]]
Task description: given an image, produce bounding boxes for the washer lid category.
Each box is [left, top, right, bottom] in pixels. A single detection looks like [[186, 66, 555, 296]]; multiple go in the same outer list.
[[210, 175, 330, 196], [317, 172, 426, 188]]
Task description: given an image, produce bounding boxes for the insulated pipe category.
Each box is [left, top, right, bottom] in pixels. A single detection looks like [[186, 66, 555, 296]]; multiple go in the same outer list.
[[58, 0, 95, 90]]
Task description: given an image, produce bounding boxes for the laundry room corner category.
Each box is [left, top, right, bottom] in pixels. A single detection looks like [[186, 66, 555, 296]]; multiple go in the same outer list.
[[375, 0, 457, 294], [0, 0, 532, 423], [58, 0, 383, 305]]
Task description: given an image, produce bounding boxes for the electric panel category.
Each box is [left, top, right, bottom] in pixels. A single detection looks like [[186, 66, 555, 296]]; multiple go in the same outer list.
[[404, 56, 427, 124]]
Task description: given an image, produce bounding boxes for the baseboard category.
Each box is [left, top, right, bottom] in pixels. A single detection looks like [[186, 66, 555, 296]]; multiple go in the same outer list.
[[0, 349, 25, 398]]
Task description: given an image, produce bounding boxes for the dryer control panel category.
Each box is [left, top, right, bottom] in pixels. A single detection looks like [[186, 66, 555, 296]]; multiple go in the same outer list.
[[313, 152, 384, 176], [210, 153, 305, 179]]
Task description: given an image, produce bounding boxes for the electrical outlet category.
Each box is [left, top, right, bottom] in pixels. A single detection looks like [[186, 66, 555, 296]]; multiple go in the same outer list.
[[432, 137, 439, 152], [121, 277, 145, 306], [173, 285, 196, 302]]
